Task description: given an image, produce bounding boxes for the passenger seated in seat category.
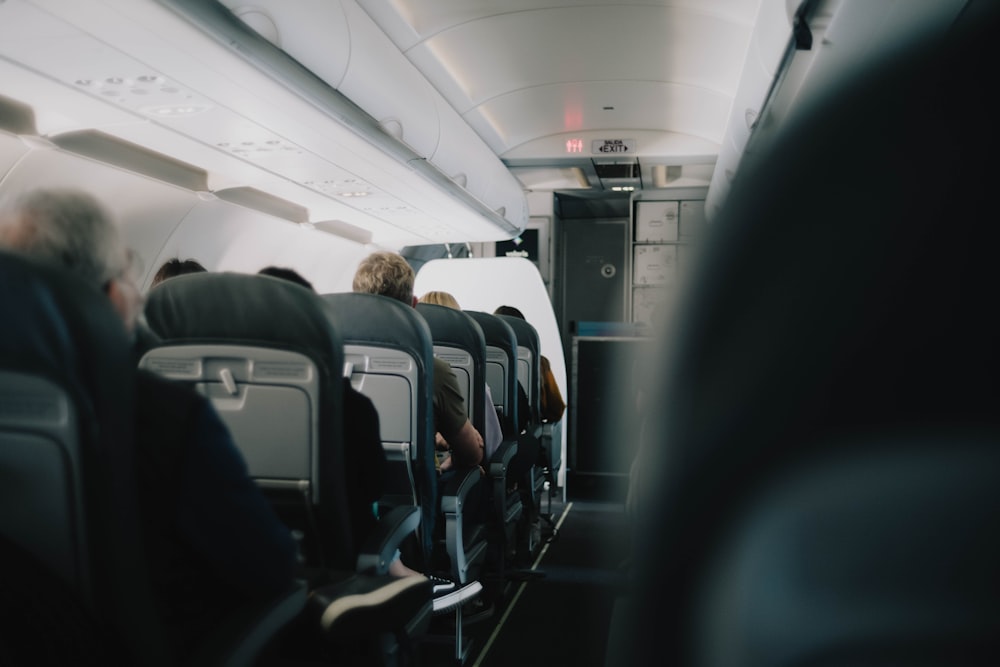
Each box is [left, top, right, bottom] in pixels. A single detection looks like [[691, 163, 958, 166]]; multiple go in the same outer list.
[[258, 265, 314, 290], [0, 188, 298, 662], [150, 257, 206, 288], [418, 290, 503, 465], [140, 258, 208, 361], [257, 266, 393, 566], [353, 253, 486, 473], [494, 305, 565, 424], [352, 252, 485, 605], [262, 262, 465, 604]]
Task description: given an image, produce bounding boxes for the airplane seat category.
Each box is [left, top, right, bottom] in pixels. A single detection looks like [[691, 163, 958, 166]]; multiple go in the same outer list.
[[142, 273, 431, 660], [495, 313, 553, 553], [414, 303, 507, 580], [0, 250, 167, 664], [144, 272, 354, 570], [493, 315, 541, 425], [320, 292, 442, 572], [463, 311, 527, 565], [620, 5, 1000, 666], [411, 302, 499, 660]]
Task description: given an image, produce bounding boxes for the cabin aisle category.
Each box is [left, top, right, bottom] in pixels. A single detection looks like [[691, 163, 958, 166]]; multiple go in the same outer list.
[[441, 499, 631, 667]]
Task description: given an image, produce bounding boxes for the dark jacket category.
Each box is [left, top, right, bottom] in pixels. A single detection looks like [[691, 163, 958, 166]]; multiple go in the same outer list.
[[134, 370, 297, 661]]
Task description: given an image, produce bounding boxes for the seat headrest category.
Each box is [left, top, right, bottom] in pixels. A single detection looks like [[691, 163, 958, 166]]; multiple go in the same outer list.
[[654, 6, 1000, 487], [465, 311, 516, 358], [415, 303, 486, 355], [631, 6, 1000, 664], [145, 272, 342, 374], [321, 293, 433, 366], [495, 315, 539, 356]]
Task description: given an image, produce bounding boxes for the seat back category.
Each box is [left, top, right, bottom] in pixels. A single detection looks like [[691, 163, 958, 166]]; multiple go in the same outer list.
[[627, 7, 1000, 665], [495, 313, 549, 519], [321, 292, 437, 565], [143, 272, 353, 570], [413, 302, 496, 580], [466, 311, 519, 435], [0, 251, 165, 663], [414, 303, 487, 435], [495, 314, 541, 426]]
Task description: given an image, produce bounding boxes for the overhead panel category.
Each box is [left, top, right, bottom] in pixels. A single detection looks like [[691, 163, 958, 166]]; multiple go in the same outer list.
[[0, 0, 526, 246], [217, 0, 528, 238]]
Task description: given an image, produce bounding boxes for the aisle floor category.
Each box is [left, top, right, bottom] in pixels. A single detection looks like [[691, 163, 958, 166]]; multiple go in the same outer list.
[[421, 497, 631, 667]]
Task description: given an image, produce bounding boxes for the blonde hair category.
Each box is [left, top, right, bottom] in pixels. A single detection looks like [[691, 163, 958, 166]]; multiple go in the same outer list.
[[352, 251, 414, 304], [418, 290, 461, 310]]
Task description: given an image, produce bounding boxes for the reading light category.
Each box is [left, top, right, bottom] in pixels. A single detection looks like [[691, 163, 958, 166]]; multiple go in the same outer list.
[[141, 104, 213, 116]]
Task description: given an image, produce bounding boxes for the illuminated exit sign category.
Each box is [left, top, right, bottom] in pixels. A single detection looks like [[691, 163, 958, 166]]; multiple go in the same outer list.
[[592, 138, 636, 154]]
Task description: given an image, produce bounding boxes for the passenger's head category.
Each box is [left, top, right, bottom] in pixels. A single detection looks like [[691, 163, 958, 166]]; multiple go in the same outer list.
[[258, 265, 314, 291], [494, 305, 525, 320], [151, 258, 206, 288], [419, 290, 461, 310], [352, 251, 415, 305], [0, 187, 143, 332]]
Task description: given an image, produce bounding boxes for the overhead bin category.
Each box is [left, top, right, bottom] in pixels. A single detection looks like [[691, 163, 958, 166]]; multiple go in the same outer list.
[[214, 0, 528, 240], [704, 0, 796, 222], [0, 0, 527, 247]]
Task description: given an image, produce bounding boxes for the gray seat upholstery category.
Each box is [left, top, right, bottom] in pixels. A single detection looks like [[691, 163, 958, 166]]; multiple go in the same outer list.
[[414, 303, 502, 581], [143, 273, 428, 659], [0, 255, 311, 667], [496, 313, 552, 546], [621, 5, 1000, 666], [0, 250, 165, 664], [466, 311, 520, 436], [320, 292, 439, 571], [462, 311, 526, 561], [144, 272, 356, 570], [495, 314, 541, 424]]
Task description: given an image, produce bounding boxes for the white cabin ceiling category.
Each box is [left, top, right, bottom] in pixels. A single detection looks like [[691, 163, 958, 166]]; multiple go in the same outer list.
[[359, 1, 758, 154], [222, 0, 774, 195], [9, 1, 967, 247]]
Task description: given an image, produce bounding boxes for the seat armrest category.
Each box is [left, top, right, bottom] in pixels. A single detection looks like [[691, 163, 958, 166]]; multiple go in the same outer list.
[[356, 505, 421, 575], [440, 467, 488, 583], [487, 438, 521, 525], [488, 437, 518, 478], [540, 421, 562, 471], [440, 466, 482, 514]]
